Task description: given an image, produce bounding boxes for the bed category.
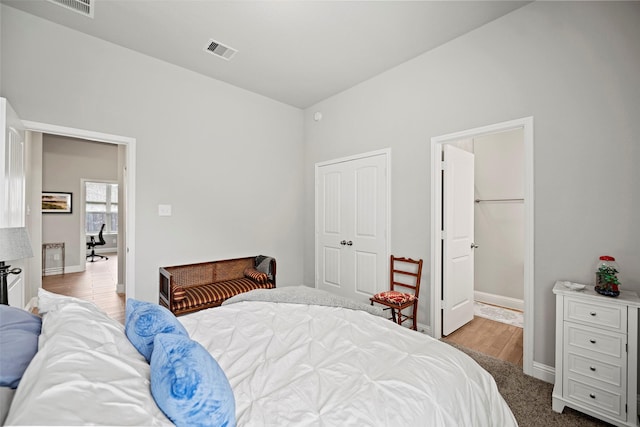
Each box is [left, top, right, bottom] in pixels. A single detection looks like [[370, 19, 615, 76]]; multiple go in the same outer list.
[[2, 287, 517, 426]]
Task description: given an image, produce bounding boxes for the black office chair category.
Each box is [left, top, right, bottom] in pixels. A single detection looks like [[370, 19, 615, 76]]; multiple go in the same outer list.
[[86, 224, 108, 262]]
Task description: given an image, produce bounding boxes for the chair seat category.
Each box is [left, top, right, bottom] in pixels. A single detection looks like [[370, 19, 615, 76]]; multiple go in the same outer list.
[[372, 290, 416, 305]]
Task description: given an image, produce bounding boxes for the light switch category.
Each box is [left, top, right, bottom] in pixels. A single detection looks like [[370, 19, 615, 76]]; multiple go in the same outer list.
[[158, 204, 172, 216]]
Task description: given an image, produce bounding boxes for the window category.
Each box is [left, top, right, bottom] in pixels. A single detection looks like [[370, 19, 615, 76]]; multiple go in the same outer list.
[[85, 182, 118, 234]]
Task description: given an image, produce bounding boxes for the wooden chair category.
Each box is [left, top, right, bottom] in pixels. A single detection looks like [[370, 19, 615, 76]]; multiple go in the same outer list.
[[370, 255, 423, 330]]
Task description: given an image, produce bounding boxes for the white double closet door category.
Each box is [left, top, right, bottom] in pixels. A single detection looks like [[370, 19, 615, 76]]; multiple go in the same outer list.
[[316, 151, 388, 304]]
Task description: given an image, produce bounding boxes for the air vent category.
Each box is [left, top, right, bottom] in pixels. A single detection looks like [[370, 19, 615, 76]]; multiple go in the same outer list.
[[47, 0, 94, 18], [204, 39, 238, 61]]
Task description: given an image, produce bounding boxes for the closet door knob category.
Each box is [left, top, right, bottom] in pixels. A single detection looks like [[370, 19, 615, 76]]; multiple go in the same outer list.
[[471, 243, 479, 249], [340, 240, 347, 246], [346, 241, 353, 246]]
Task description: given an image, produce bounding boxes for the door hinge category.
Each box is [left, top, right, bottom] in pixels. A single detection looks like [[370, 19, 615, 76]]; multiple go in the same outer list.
[[441, 161, 446, 171], [441, 230, 446, 240], [441, 299, 446, 310]]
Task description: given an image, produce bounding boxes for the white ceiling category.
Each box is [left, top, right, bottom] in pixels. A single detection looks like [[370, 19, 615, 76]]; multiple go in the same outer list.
[[2, 0, 529, 109]]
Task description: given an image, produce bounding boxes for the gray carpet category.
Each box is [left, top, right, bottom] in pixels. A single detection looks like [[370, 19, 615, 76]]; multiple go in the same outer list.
[[447, 342, 615, 427]]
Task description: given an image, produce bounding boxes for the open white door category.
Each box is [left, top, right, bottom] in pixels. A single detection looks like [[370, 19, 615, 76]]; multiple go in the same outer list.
[[442, 144, 475, 336]]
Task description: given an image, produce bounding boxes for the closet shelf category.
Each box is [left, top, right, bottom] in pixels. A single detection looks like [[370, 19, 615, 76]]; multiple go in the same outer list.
[[475, 198, 524, 203]]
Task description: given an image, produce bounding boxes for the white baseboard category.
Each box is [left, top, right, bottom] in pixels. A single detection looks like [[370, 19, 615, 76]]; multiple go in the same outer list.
[[532, 361, 555, 384], [474, 291, 524, 312], [418, 323, 432, 336], [66, 265, 84, 274], [43, 264, 84, 276]]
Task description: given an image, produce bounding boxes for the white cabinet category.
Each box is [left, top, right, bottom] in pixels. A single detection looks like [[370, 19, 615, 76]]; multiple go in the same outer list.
[[0, 97, 26, 228], [553, 281, 640, 426], [1, 98, 27, 307]]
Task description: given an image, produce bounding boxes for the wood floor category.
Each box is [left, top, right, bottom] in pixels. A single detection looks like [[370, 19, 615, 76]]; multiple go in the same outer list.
[[42, 253, 125, 324], [442, 316, 523, 366]]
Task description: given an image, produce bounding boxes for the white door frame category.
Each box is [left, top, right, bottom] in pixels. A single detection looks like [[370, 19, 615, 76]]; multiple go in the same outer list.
[[22, 121, 137, 299], [315, 148, 391, 293], [430, 117, 534, 376]]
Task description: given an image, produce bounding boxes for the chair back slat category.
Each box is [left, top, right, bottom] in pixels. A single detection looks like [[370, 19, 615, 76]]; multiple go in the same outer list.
[[390, 255, 423, 299]]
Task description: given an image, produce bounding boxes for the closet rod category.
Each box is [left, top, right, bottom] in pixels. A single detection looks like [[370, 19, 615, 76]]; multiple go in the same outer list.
[[475, 198, 524, 203]]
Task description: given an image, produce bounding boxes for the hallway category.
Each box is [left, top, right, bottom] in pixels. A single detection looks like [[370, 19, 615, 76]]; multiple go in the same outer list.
[[42, 253, 124, 323]]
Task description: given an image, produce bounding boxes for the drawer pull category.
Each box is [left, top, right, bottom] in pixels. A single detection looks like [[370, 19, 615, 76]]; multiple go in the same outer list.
[[589, 366, 596, 371], [589, 393, 596, 399], [589, 339, 597, 344], [590, 312, 597, 316]]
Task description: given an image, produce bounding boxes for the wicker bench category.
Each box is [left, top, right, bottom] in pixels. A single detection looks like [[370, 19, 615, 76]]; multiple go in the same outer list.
[[159, 256, 276, 316]]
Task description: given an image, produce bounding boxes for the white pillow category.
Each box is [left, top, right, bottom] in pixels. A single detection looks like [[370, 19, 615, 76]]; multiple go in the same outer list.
[[5, 291, 172, 426], [36, 288, 98, 314]]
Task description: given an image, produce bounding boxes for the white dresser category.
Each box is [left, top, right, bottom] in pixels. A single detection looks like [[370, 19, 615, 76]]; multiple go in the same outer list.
[[553, 281, 640, 426]]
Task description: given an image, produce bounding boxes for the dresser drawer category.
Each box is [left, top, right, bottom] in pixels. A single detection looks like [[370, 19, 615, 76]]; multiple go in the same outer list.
[[566, 378, 624, 420], [565, 323, 625, 359], [565, 299, 625, 332], [566, 352, 623, 387]]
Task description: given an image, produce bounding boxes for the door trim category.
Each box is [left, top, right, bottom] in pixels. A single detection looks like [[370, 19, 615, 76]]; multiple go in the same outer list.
[[22, 120, 137, 299], [314, 148, 391, 293], [430, 117, 534, 377]]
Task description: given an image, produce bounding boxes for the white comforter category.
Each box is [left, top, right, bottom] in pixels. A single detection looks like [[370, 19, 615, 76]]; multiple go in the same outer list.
[[180, 300, 517, 426], [6, 291, 516, 426]]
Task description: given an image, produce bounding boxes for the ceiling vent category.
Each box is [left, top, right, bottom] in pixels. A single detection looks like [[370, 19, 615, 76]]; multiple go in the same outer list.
[[204, 39, 238, 61], [47, 0, 94, 18]]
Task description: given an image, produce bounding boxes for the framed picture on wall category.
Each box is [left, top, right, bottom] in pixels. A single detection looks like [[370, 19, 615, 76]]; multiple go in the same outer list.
[[42, 192, 72, 213]]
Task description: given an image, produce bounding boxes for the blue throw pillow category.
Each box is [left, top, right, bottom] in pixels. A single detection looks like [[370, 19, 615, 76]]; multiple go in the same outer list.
[[125, 299, 188, 362], [0, 305, 42, 388], [151, 333, 236, 427]]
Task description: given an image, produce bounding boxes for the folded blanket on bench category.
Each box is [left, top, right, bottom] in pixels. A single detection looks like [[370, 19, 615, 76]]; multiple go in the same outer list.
[[255, 255, 274, 281], [222, 286, 385, 317]]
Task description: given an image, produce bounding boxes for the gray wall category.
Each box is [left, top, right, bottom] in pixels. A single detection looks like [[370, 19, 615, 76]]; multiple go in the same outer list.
[[42, 134, 118, 270], [302, 1, 640, 369], [474, 129, 524, 302], [1, 5, 305, 303]]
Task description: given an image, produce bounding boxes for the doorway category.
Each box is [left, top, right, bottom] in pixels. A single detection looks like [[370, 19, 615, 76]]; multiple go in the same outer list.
[[23, 120, 136, 300], [430, 117, 534, 376]]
